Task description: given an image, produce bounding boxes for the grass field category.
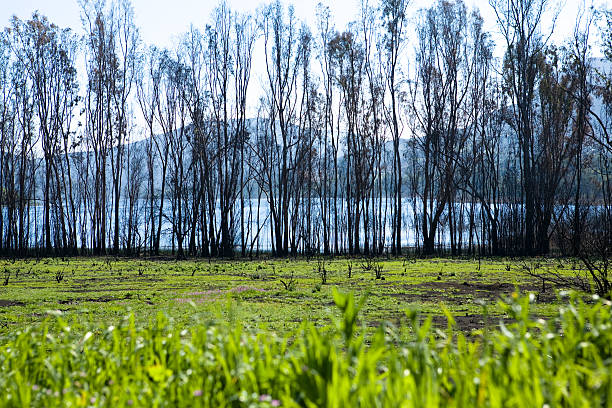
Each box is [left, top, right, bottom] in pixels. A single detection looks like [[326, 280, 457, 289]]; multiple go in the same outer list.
[[0, 256, 579, 335], [1, 256, 611, 407]]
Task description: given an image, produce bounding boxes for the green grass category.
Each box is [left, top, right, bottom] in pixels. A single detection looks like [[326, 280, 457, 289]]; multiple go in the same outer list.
[[0, 257, 609, 406], [0, 256, 585, 336], [0, 289, 610, 407]]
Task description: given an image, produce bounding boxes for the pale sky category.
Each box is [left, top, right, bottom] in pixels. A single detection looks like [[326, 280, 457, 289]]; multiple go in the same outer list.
[[2, 0, 609, 52], [1, 0, 610, 135]]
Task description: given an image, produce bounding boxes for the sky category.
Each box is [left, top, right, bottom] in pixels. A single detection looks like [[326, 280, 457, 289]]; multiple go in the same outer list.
[[2, 0, 609, 52], [1, 0, 610, 134]]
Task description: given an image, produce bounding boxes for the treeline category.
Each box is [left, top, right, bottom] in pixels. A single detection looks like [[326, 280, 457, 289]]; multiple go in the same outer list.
[[0, 0, 611, 257]]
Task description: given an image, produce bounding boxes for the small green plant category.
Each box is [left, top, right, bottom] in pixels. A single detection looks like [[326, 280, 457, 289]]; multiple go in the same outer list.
[[55, 269, 64, 283], [317, 259, 328, 284], [360, 257, 374, 272], [373, 262, 383, 280], [280, 270, 296, 291], [2, 269, 9, 286]]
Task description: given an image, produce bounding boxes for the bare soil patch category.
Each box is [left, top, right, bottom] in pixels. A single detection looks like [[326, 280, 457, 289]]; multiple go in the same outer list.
[[387, 280, 556, 303], [0, 299, 25, 307]]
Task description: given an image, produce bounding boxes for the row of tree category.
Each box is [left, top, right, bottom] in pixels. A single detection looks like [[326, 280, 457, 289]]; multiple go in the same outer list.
[[0, 0, 611, 257]]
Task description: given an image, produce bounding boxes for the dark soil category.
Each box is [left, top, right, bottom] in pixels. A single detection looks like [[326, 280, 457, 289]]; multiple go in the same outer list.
[[386, 280, 557, 303], [0, 299, 25, 307]]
